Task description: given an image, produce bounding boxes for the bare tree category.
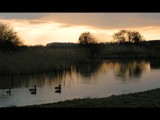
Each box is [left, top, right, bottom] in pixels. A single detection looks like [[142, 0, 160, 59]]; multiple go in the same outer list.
[[78, 32, 99, 60], [113, 30, 128, 43], [0, 23, 23, 50], [113, 29, 144, 44], [78, 32, 97, 44], [131, 31, 143, 44]]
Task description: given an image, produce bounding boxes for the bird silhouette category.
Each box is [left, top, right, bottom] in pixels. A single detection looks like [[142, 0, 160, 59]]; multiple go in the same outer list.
[[6, 88, 11, 95], [31, 90, 36, 95], [55, 84, 61, 89], [55, 89, 61, 94], [29, 85, 36, 91], [54, 84, 61, 94], [29, 85, 37, 95]]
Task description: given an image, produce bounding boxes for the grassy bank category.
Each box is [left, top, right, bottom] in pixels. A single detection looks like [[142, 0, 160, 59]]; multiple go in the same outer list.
[[25, 88, 160, 108]]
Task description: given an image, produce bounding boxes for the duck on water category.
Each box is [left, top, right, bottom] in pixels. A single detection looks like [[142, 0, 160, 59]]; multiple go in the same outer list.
[[29, 85, 37, 95], [55, 84, 61, 94], [6, 88, 11, 96]]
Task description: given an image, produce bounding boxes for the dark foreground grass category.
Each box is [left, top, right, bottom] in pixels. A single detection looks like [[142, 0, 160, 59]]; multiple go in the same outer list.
[[24, 88, 160, 108]]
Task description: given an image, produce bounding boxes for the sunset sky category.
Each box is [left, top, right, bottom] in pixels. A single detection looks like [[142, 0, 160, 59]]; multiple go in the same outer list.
[[0, 13, 160, 45]]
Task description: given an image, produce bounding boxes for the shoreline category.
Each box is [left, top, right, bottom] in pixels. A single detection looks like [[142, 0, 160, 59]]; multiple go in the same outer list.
[[23, 88, 160, 108]]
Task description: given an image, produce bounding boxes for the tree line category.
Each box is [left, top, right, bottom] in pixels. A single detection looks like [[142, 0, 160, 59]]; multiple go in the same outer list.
[[78, 30, 144, 45], [0, 22, 144, 53]]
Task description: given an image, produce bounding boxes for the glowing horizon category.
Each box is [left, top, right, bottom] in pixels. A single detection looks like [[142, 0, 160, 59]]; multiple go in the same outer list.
[[0, 13, 160, 46]]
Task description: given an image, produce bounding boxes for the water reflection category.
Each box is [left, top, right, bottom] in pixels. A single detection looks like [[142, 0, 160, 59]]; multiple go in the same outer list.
[[111, 60, 149, 81], [0, 60, 152, 90], [0, 60, 152, 89], [74, 60, 151, 82], [0, 59, 155, 91], [150, 59, 160, 69], [0, 59, 160, 107], [0, 72, 64, 89], [75, 63, 102, 78]]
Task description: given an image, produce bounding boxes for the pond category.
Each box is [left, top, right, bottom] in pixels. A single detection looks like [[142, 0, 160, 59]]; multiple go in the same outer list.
[[0, 59, 160, 107]]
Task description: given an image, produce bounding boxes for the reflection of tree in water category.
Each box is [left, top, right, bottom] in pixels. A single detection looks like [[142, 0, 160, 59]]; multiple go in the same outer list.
[[0, 71, 66, 89], [149, 59, 160, 69], [0, 75, 13, 89], [0, 59, 153, 89], [75, 62, 102, 78], [113, 60, 149, 81]]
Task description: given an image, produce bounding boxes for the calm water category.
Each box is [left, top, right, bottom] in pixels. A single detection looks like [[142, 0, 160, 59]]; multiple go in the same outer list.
[[0, 59, 160, 107]]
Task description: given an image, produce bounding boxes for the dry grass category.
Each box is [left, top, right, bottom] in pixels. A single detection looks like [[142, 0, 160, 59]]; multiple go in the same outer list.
[[0, 47, 89, 74], [100, 44, 158, 58], [0, 43, 159, 74]]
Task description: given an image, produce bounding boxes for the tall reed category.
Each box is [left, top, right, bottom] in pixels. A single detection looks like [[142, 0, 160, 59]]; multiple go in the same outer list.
[[0, 47, 89, 74]]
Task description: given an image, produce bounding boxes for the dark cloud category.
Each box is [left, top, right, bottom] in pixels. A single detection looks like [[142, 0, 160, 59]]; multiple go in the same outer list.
[[0, 13, 51, 19], [43, 13, 160, 29], [1, 13, 160, 29]]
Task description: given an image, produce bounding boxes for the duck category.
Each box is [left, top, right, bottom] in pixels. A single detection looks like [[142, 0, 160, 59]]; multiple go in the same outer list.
[[31, 90, 36, 95], [55, 89, 61, 94], [54, 84, 61, 89], [29, 85, 37, 95], [29, 85, 36, 92], [6, 88, 11, 95], [54, 84, 61, 94]]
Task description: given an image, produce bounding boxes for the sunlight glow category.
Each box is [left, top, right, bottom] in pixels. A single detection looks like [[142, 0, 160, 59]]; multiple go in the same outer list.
[[0, 18, 160, 45]]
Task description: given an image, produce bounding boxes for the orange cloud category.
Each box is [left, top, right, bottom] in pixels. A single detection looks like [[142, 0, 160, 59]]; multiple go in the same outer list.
[[0, 18, 160, 45]]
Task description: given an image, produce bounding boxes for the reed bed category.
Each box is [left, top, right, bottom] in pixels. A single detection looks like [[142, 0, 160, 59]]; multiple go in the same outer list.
[[100, 44, 159, 58], [0, 43, 160, 75], [0, 47, 89, 74]]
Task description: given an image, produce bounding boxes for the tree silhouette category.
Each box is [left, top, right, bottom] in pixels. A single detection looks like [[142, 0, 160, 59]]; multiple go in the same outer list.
[[0, 23, 23, 51], [131, 31, 143, 45], [78, 32, 96, 44], [113, 30, 144, 45], [78, 32, 100, 60], [113, 30, 127, 43]]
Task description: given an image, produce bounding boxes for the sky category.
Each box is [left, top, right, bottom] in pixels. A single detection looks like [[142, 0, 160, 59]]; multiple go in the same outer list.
[[0, 13, 160, 45]]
